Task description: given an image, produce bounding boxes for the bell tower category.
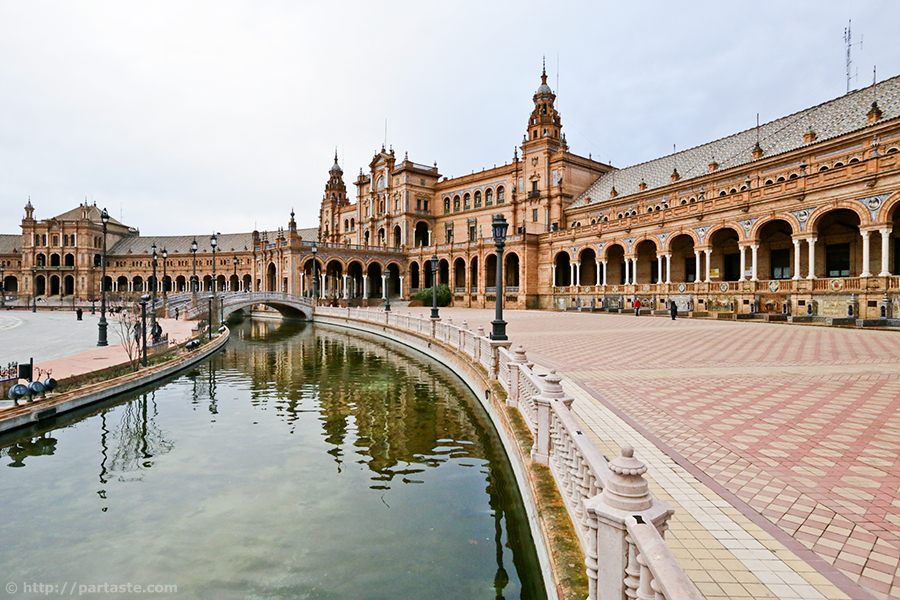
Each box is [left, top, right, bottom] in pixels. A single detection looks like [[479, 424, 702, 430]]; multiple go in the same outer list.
[[320, 151, 348, 243], [325, 150, 347, 205], [525, 59, 562, 145]]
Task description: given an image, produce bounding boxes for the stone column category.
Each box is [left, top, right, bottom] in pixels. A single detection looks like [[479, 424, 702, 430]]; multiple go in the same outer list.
[[632, 257, 638, 285], [320, 274, 326, 297], [655, 254, 663, 284], [299, 273, 304, 295], [861, 230, 873, 277], [601, 260, 608, 286], [362, 274, 368, 299], [530, 370, 574, 465], [624, 258, 631, 286], [343, 275, 349, 299], [739, 245, 747, 281], [595, 259, 602, 285], [399, 276, 405, 298], [806, 237, 817, 279], [664, 253, 672, 284], [574, 262, 581, 287], [381, 274, 387, 298], [792, 239, 802, 280], [569, 261, 576, 287], [751, 244, 759, 281], [552, 265, 557, 287], [880, 228, 892, 276], [704, 248, 712, 283], [694, 250, 701, 283]]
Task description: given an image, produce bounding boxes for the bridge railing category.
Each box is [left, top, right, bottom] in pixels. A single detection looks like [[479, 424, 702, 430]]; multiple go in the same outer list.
[[312, 305, 704, 600], [177, 291, 313, 320]]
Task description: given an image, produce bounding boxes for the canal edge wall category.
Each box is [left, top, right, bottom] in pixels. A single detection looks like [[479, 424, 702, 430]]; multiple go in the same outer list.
[[313, 314, 563, 600], [0, 330, 229, 434]]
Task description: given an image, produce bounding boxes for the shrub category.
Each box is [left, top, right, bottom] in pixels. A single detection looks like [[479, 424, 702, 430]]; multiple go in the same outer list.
[[412, 284, 451, 307]]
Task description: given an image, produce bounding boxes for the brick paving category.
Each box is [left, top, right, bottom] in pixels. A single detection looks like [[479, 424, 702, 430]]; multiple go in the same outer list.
[[400, 307, 900, 600]]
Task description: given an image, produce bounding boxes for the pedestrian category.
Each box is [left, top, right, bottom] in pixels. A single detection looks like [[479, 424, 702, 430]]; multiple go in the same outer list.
[[175, 307, 179, 320], [634, 298, 641, 316], [670, 300, 677, 320]]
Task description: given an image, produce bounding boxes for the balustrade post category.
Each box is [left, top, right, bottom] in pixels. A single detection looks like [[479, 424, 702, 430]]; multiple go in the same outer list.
[[530, 370, 573, 465], [474, 326, 484, 362], [507, 345, 528, 407], [583, 446, 674, 600]]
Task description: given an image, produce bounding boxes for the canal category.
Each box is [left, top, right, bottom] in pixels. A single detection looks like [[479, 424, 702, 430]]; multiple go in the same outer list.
[[0, 318, 546, 599]]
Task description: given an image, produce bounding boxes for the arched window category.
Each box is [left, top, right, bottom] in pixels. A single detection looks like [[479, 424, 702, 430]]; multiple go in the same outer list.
[[485, 188, 493, 206], [350, 218, 355, 230], [444, 198, 451, 214], [453, 195, 461, 212], [765, 179, 774, 185], [474, 191, 482, 208], [497, 186, 505, 204], [376, 175, 385, 190], [463, 193, 471, 210]]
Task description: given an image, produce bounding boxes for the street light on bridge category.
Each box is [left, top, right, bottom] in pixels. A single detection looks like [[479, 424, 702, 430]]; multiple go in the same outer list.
[[210, 233, 218, 329], [97, 208, 110, 346], [190, 239, 198, 295], [490, 213, 509, 341], [430, 253, 440, 320]]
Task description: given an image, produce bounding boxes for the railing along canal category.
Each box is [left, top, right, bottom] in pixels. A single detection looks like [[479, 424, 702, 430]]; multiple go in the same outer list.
[[314, 305, 704, 600]]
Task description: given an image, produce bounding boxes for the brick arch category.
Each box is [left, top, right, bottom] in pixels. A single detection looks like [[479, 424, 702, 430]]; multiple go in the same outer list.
[[875, 191, 900, 224], [662, 230, 699, 253], [601, 241, 628, 260], [364, 258, 386, 269], [324, 257, 347, 271], [807, 201, 869, 233], [705, 223, 746, 244], [552, 248, 573, 261], [632, 235, 661, 253], [749, 214, 799, 240]]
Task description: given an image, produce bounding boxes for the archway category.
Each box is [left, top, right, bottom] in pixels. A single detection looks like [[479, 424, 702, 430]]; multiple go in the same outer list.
[[50, 275, 60, 296], [64, 275, 74, 296], [266, 263, 277, 292], [413, 222, 429, 247], [606, 244, 626, 285], [758, 220, 795, 280], [64, 253, 75, 267], [133, 276, 144, 293], [424, 259, 436, 289], [175, 275, 186, 292], [810, 209, 862, 277], [367, 262, 383, 298], [578, 248, 597, 286], [242, 274, 252, 292], [469, 256, 479, 293], [668, 235, 695, 283], [554, 252, 571, 286], [708, 228, 741, 281], [634, 240, 658, 284], [393, 225, 402, 248], [50, 254, 61, 267], [409, 261, 420, 292], [35, 275, 46, 296], [3, 276, 18, 294], [229, 274, 239, 291], [438, 259, 450, 286], [325, 259, 344, 299], [347, 261, 364, 298], [385, 263, 400, 298], [505, 253, 520, 288], [453, 258, 466, 292], [117, 276, 128, 292]]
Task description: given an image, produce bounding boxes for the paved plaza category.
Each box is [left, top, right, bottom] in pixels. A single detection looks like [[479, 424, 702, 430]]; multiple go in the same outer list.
[[395, 306, 900, 600]]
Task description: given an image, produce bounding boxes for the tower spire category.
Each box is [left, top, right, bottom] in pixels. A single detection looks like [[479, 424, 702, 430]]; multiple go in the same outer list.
[[542, 56, 547, 84]]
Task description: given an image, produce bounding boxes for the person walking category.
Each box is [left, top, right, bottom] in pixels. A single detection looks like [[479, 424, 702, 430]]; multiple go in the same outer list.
[[634, 298, 641, 316], [670, 299, 678, 320]]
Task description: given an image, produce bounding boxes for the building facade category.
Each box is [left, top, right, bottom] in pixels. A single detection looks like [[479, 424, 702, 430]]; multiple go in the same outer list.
[[2, 68, 900, 320]]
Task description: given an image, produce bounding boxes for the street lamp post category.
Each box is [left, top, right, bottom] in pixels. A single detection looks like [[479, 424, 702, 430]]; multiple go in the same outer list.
[[490, 213, 509, 341], [32, 269, 37, 313], [210, 233, 217, 329], [430, 253, 440, 320], [232, 256, 238, 291], [139, 294, 149, 367], [190, 239, 198, 295], [385, 267, 391, 312], [0, 264, 5, 309], [161, 247, 168, 301], [150, 242, 158, 337], [97, 208, 110, 346], [311, 242, 318, 302]]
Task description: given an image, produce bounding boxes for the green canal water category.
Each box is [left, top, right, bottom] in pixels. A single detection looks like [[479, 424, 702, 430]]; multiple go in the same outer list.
[[0, 319, 546, 599]]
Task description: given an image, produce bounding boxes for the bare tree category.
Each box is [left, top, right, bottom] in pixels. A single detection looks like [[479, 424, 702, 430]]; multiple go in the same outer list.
[[112, 305, 141, 371]]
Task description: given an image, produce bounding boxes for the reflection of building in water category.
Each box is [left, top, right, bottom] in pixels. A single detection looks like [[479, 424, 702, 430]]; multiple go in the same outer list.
[[220, 322, 491, 487]]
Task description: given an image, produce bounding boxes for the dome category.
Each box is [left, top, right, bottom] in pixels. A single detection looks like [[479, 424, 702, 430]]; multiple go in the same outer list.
[[329, 151, 342, 174], [535, 82, 553, 96]]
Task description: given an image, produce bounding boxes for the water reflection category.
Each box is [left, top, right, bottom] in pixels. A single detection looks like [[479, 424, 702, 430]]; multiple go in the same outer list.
[[0, 318, 545, 599]]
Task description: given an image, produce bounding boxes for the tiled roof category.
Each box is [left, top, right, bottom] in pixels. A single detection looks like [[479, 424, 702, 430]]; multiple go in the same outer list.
[[50, 204, 126, 226], [107, 227, 318, 256], [571, 75, 900, 209], [0, 235, 21, 255]]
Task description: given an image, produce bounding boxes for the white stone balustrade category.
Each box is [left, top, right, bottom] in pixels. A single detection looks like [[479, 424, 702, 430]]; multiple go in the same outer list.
[[311, 304, 705, 600]]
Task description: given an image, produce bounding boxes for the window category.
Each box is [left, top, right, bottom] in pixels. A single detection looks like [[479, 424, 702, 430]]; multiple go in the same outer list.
[[454, 196, 461, 212], [444, 198, 450, 214], [423, 200, 428, 211], [376, 175, 385, 190], [533, 208, 538, 222], [532, 181, 538, 194], [485, 189, 493, 206], [474, 191, 482, 208], [395, 199, 400, 212], [826, 243, 850, 277], [552, 169, 558, 186], [497, 186, 505, 204], [464, 193, 471, 210], [52, 235, 59, 246], [469, 225, 476, 242], [445, 227, 454, 244], [769, 249, 791, 280]]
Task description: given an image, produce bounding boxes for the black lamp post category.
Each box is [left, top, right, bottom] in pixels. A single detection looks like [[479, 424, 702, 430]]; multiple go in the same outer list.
[[97, 208, 110, 346], [490, 213, 508, 341], [139, 294, 149, 367], [190, 238, 198, 295], [0, 264, 5, 309], [311, 242, 318, 300], [384, 268, 391, 312], [150, 242, 158, 336], [210, 233, 217, 329], [430, 253, 440, 320], [161, 247, 168, 300], [232, 256, 238, 291]]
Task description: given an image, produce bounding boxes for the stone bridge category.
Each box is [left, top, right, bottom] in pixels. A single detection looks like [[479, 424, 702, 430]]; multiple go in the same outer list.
[[182, 291, 314, 321]]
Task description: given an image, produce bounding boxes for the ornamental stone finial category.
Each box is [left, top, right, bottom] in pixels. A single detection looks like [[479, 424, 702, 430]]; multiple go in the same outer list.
[[461, 320, 468, 330], [476, 326, 485, 337], [513, 345, 528, 363], [602, 445, 653, 512], [542, 369, 564, 396]]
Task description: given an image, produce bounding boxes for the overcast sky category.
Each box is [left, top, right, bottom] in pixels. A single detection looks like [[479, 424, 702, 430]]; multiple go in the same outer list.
[[1, 1, 898, 237]]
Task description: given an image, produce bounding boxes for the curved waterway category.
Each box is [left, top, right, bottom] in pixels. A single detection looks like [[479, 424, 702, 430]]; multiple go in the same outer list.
[[0, 319, 545, 599]]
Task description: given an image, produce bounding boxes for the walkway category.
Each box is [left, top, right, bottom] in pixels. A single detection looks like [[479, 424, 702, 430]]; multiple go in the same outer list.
[[0, 311, 195, 384], [396, 307, 900, 600]]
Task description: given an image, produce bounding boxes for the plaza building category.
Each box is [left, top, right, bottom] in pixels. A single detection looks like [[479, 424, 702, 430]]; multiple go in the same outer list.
[[2, 67, 900, 321]]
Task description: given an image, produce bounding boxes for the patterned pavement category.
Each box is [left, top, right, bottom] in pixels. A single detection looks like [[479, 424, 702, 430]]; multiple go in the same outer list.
[[401, 307, 900, 600]]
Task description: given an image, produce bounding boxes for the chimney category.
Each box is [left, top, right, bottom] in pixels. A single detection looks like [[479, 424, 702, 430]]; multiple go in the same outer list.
[[671, 168, 680, 183], [867, 101, 883, 124], [752, 143, 764, 160], [708, 160, 719, 173], [610, 186, 618, 198], [804, 129, 817, 144]]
